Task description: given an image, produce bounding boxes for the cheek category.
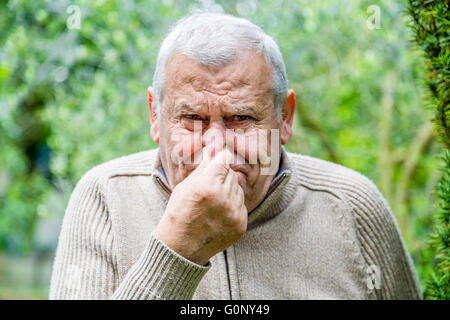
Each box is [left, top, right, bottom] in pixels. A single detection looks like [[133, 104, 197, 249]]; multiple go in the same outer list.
[[167, 129, 203, 166], [233, 129, 277, 166], [234, 133, 258, 165]]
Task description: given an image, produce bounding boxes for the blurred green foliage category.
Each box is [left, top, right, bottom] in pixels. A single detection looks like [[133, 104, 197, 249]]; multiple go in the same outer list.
[[406, 0, 449, 299], [0, 0, 443, 298]]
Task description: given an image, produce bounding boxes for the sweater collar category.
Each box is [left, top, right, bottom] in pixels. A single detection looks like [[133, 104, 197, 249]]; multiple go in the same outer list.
[[152, 147, 295, 230]]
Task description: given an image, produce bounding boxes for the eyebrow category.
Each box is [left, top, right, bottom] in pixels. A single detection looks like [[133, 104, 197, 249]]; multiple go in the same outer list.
[[175, 103, 205, 114], [175, 103, 261, 117], [225, 106, 260, 117]]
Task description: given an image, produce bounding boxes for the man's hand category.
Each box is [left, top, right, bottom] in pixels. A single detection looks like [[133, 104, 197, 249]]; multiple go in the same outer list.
[[156, 147, 248, 266]]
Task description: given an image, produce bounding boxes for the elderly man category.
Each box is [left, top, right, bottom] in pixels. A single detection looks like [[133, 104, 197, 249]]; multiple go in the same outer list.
[[49, 12, 421, 300]]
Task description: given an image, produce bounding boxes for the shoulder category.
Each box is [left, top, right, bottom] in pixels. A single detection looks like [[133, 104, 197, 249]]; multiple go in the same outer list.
[[64, 148, 160, 220], [78, 148, 159, 187], [86, 148, 159, 177], [286, 151, 390, 216], [285, 151, 399, 254], [286, 152, 421, 298]]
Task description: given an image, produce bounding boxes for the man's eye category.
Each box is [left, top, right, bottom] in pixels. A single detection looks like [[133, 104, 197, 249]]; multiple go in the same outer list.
[[184, 114, 202, 120], [229, 115, 253, 122]]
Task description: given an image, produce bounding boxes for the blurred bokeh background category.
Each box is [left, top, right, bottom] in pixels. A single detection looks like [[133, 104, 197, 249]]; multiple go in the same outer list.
[[0, 0, 440, 299]]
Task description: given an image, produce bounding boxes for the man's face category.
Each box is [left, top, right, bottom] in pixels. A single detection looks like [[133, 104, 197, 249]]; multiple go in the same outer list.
[[150, 50, 293, 212]]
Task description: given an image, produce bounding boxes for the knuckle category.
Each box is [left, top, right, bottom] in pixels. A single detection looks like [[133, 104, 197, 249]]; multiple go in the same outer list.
[[229, 214, 246, 234], [235, 219, 247, 236], [192, 187, 214, 202]]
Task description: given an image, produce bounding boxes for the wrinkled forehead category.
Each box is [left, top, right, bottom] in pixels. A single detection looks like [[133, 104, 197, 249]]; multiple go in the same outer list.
[[163, 51, 274, 99]]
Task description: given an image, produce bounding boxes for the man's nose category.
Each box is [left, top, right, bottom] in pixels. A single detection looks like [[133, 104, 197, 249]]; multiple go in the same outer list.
[[202, 119, 227, 157]]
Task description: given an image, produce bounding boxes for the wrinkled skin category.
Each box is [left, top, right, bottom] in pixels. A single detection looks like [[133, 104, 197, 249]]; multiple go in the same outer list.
[[149, 50, 295, 265]]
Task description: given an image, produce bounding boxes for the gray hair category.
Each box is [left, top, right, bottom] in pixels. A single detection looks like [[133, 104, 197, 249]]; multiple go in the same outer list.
[[152, 12, 288, 121]]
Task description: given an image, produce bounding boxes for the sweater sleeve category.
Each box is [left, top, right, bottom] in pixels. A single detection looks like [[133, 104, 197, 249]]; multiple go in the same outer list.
[[49, 169, 210, 300], [345, 176, 422, 300]]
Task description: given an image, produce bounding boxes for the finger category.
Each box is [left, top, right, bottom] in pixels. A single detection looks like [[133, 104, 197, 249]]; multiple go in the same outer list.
[[192, 146, 212, 175], [234, 182, 245, 206], [225, 171, 243, 206], [224, 167, 239, 193], [224, 166, 235, 187], [230, 169, 239, 189], [205, 148, 232, 181], [210, 148, 233, 166], [201, 146, 212, 166], [239, 202, 248, 219]]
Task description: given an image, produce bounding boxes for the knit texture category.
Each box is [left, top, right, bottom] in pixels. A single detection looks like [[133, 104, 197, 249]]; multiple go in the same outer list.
[[49, 148, 422, 299]]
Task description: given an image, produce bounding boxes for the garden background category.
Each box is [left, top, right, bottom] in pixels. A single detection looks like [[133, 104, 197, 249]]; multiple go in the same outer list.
[[0, 0, 444, 298]]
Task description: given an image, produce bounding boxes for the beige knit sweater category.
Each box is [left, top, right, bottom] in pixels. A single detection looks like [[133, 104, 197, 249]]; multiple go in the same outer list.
[[49, 147, 422, 300]]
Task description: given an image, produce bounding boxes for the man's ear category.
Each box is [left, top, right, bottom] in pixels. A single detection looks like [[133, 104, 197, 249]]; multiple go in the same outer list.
[[280, 89, 295, 145], [148, 86, 160, 144]]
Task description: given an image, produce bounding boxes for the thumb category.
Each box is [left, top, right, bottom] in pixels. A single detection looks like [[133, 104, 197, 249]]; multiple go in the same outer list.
[[210, 148, 234, 166], [205, 148, 232, 181]]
